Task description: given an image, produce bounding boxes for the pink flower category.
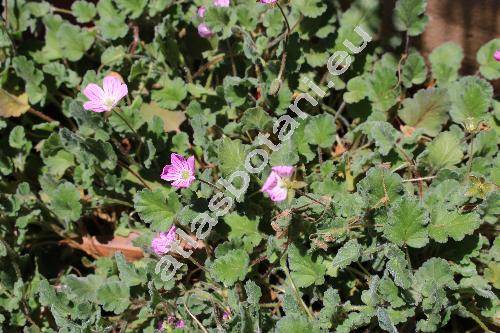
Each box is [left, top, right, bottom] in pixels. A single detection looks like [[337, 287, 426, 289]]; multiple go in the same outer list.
[[176, 320, 185, 328], [151, 226, 177, 255], [197, 6, 206, 18], [260, 0, 277, 3], [222, 310, 230, 321], [494, 50, 500, 62], [198, 23, 213, 38], [161, 154, 196, 189], [213, 0, 230, 7], [82, 75, 128, 112], [261, 166, 294, 202]]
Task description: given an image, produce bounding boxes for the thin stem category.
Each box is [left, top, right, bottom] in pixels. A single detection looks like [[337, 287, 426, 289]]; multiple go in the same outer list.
[[51, 6, 73, 16], [404, 245, 412, 270], [283, 254, 314, 320], [402, 176, 436, 183], [467, 135, 475, 176], [117, 160, 151, 190], [198, 178, 221, 191], [112, 109, 140, 138], [184, 296, 209, 333], [298, 191, 327, 207], [226, 40, 237, 76], [28, 108, 57, 123], [276, 3, 291, 85]]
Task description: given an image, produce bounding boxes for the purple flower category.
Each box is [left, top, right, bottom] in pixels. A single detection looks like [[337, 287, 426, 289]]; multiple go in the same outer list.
[[260, 0, 277, 3], [197, 6, 206, 18], [198, 23, 213, 38], [82, 75, 128, 113], [494, 50, 500, 62], [151, 226, 177, 255], [161, 154, 196, 189], [261, 166, 294, 202], [213, 0, 230, 7], [222, 310, 230, 321]]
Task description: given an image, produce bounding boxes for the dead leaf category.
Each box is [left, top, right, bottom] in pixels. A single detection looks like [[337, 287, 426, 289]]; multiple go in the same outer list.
[[140, 102, 186, 132], [0, 89, 30, 118], [63, 232, 144, 262]]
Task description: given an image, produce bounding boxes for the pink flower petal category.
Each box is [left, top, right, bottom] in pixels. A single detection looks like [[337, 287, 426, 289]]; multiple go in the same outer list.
[[170, 153, 185, 170], [213, 0, 230, 7], [198, 23, 213, 38], [187, 156, 195, 174], [83, 83, 105, 102], [261, 171, 278, 192], [103, 76, 128, 103], [272, 165, 294, 177], [494, 50, 500, 62], [197, 6, 206, 18], [268, 186, 288, 202], [83, 100, 108, 113]]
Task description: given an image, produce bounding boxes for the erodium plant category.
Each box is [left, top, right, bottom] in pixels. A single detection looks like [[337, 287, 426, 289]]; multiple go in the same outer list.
[[152, 23, 372, 283], [0, 0, 499, 332]]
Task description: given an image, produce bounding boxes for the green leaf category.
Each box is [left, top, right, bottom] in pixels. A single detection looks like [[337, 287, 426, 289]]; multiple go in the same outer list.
[[50, 182, 82, 222], [384, 196, 429, 248], [357, 121, 401, 156], [96, 0, 129, 40], [419, 131, 464, 170], [476, 38, 500, 80], [56, 22, 95, 61], [402, 52, 427, 87], [133, 189, 180, 231], [429, 42, 463, 85], [101, 45, 126, 67], [222, 76, 257, 107], [240, 107, 272, 132], [385, 246, 412, 289], [393, 0, 428, 36], [71, 1, 97, 23], [357, 167, 404, 207], [63, 274, 104, 302], [398, 88, 450, 137], [428, 211, 480, 243], [305, 114, 337, 148], [42, 62, 80, 88], [97, 278, 131, 314], [151, 77, 187, 109], [270, 139, 300, 166], [288, 244, 326, 288], [244, 280, 262, 305], [376, 307, 398, 333], [115, 252, 145, 286], [413, 258, 455, 298], [44, 150, 74, 178], [344, 76, 368, 104], [331, 239, 362, 270], [115, 0, 147, 19], [217, 138, 248, 177], [293, 0, 327, 18], [224, 213, 262, 252], [367, 64, 399, 112], [9, 125, 28, 149], [448, 76, 493, 126], [211, 249, 249, 286], [276, 314, 320, 333]]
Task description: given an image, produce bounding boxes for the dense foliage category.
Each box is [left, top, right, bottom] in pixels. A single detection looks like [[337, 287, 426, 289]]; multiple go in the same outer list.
[[0, 0, 499, 332]]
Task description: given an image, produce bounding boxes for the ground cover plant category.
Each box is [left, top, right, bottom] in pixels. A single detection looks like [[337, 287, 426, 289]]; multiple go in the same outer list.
[[0, 0, 499, 332]]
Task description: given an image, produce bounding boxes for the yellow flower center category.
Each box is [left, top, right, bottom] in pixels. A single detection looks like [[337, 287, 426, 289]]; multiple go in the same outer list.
[[181, 170, 190, 180]]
